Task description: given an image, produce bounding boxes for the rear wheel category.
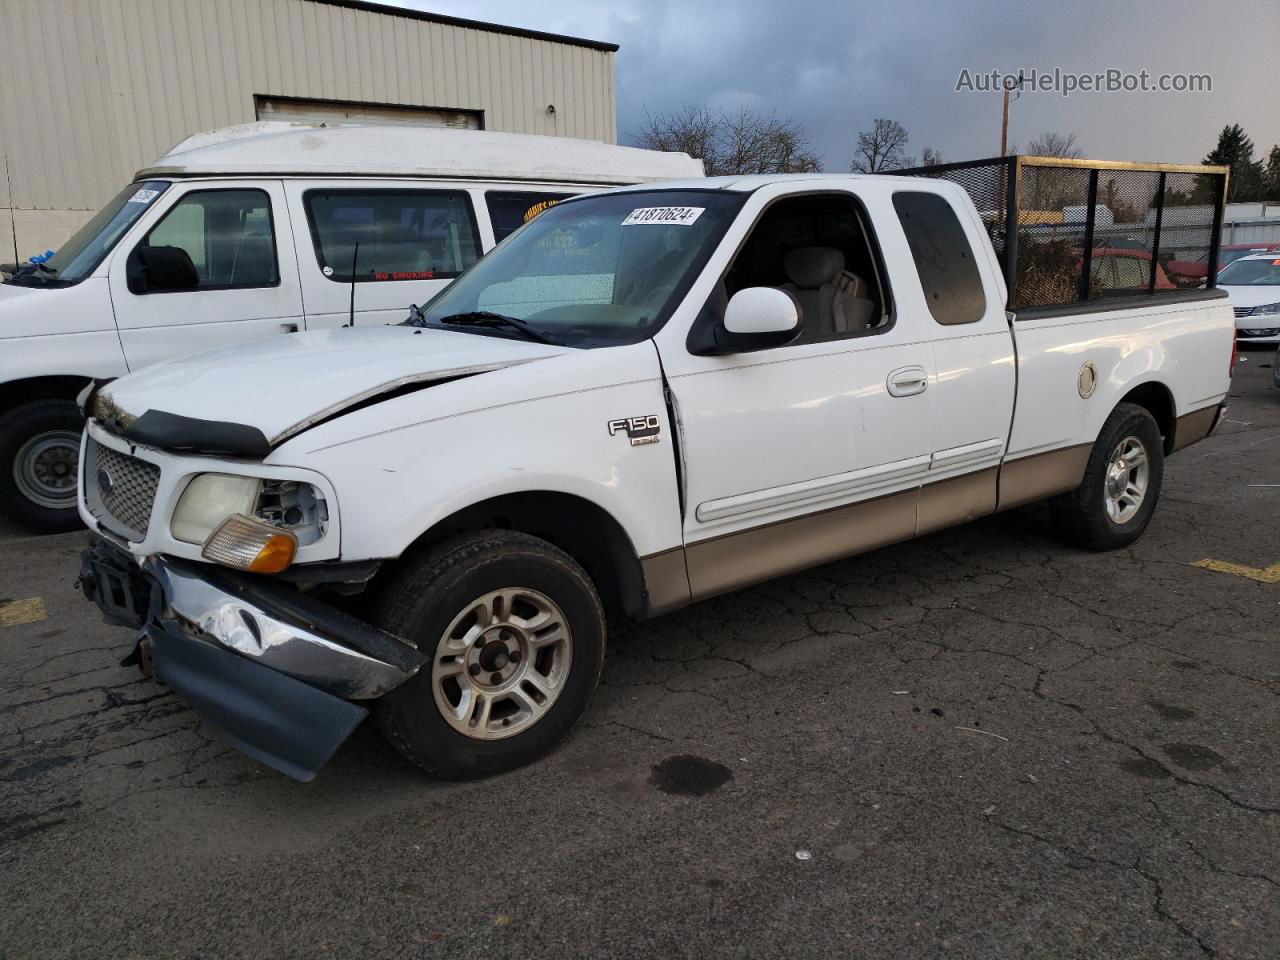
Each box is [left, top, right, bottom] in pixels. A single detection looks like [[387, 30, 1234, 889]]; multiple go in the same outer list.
[[1050, 402, 1164, 551], [0, 398, 85, 533], [372, 531, 606, 779]]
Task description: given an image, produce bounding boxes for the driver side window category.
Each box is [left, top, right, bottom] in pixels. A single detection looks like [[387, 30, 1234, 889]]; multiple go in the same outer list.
[[140, 189, 278, 291], [704, 192, 891, 345]]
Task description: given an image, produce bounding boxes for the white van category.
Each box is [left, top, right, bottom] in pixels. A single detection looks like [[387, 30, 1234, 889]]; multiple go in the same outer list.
[[0, 122, 701, 531]]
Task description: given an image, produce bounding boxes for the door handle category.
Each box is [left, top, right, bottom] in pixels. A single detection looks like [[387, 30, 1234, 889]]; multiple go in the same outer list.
[[887, 365, 928, 397], [280, 323, 299, 333]]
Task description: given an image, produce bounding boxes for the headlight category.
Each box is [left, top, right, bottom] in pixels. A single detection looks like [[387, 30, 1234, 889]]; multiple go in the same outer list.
[[171, 474, 261, 544], [1253, 302, 1280, 316]]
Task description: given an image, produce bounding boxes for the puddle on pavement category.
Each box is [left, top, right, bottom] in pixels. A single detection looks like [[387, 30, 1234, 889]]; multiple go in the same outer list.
[[1163, 743, 1224, 771], [650, 755, 733, 797], [1118, 757, 1172, 779], [1147, 700, 1196, 721]]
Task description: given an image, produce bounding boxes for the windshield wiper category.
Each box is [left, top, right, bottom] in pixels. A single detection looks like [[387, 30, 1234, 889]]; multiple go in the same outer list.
[[436, 311, 562, 346]]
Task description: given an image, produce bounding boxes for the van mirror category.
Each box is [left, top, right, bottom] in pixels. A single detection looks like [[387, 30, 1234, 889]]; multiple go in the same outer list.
[[127, 246, 199, 294]]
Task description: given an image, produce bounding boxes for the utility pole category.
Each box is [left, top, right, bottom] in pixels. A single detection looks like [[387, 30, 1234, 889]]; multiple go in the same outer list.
[[1000, 72, 1025, 156]]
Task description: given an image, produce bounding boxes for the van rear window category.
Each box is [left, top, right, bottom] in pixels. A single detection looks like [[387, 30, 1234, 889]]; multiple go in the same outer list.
[[485, 192, 574, 242], [304, 190, 481, 282]]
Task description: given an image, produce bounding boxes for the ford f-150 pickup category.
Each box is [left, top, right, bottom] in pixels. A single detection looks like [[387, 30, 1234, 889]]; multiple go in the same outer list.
[[77, 162, 1235, 781]]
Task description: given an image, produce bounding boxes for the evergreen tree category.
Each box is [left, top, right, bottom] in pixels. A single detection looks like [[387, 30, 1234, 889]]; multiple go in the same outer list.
[[1264, 145, 1280, 203], [1204, 124, 1264, 202]]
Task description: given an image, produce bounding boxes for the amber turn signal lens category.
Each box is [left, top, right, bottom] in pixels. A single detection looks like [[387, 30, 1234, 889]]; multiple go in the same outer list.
[[202, 514, 298, 574]]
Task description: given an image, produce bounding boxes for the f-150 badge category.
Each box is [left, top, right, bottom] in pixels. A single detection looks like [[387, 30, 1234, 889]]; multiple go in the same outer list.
[[608, 415, 661, 446]]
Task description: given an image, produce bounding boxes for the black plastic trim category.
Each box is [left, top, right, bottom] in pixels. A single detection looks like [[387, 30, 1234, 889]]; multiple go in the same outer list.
[[1014, 287, 1228, 321], [122, 410, 271, 458], [148, 622, 367, 782]]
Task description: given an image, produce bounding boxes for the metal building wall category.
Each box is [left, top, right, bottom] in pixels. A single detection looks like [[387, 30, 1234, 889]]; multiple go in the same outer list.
[[0, 0, 618, 263]]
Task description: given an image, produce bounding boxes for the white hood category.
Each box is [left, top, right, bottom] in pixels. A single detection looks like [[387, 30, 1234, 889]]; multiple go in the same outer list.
[[1221, 284, 1280, 309], [100, 325, 567, 445]]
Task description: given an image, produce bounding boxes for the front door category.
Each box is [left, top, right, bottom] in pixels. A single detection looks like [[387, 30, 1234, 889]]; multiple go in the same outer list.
[[109, 180, 303, 371], [655, 188, 936, 600]]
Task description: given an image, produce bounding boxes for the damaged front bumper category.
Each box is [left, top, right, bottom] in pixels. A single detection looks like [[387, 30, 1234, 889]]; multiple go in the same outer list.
[[80, 538, 425, 781]]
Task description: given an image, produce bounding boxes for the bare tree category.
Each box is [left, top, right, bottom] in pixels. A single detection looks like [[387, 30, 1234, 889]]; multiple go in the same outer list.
[[850, 118, 912, 173], [1027, 131, 1084, 159], [634, 105, 820, 176], [921, 146, 943, 167]]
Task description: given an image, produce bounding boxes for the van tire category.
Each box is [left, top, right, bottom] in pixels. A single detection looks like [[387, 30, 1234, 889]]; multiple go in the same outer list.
[[1050, 402, 1164, 551], [372, 531, 606, 780], [0, 399, 85, 534]]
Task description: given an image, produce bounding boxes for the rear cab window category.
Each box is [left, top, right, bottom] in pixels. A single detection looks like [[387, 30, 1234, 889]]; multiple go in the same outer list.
[[304, 190, 481, 282], [892, 191, 986, 325], [485, 192, 574, 242]]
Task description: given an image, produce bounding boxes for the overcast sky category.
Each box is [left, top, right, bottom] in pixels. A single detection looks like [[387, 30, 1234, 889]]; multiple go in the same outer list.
[[401, 0, 1279, 170]]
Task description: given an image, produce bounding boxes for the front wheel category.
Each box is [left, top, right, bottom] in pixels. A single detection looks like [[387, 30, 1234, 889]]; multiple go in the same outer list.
[[372, 531, 606, 779], [1050, 402, 1165, 551], [0, 398, 85, 533]]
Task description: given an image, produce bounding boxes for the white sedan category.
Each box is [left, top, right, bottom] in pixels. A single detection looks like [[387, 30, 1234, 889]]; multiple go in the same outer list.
[[1220, 253, 1280, 344]]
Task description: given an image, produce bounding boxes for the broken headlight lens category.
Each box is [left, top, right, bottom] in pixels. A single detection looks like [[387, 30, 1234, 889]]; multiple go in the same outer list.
[[171, 474, 262, 544]]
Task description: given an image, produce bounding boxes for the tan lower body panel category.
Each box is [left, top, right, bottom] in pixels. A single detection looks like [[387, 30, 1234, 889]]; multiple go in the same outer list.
[[639, 548, 692, 616], [1172, 405, 1219, 452], [684, 489, 918, 602], [997, 443, 1091, 511], [917, 467, 998, 536]]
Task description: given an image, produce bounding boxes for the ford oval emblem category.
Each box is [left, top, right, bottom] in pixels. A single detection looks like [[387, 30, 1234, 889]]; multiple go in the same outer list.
[[97, 468, 114, 497]]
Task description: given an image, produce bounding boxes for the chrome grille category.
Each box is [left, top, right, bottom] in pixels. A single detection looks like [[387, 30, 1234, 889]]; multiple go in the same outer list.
[[1233, 306, 1256, 318], [83, 436, 160, 541]]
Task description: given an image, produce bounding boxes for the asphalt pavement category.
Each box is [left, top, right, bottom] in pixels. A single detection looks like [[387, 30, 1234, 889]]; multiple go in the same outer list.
[[2, 354, 1277, 959]]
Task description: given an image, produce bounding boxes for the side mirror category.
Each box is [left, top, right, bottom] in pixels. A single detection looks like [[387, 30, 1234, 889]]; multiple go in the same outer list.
[[127, 246, 199, 294], [689, 286, 801, 355]]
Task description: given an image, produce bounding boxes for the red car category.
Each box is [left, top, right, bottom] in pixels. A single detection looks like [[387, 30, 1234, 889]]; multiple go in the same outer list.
[[1166, 242, 1280, 286], [1077, 248, 1177, 292]]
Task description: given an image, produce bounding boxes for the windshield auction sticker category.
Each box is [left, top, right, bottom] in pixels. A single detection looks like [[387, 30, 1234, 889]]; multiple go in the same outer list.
[[127, 188, 160, 204], [622, 206, 705, 226]]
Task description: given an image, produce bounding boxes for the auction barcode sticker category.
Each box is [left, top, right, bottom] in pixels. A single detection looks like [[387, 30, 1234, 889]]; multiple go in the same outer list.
[[622, 206, 705, 226], [128, 188, 160, 204]]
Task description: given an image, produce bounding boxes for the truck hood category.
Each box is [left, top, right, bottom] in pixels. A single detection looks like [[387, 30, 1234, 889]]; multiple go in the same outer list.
[[99, 326, 568, 447]]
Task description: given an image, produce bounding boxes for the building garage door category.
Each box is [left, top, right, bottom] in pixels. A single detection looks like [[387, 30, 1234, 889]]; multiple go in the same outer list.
[[255, 95, 481, 130]]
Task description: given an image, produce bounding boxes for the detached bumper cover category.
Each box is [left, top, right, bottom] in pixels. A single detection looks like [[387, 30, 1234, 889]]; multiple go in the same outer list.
[[80, 539, 425, 781], [149, 623, 367, 782]]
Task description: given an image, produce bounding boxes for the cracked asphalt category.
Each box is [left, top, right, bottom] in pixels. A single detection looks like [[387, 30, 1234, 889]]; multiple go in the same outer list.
[[2, 355, 1277, 959]]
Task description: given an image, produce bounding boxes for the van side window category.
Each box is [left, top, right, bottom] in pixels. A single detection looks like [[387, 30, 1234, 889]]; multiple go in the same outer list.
[[892, 191, 985, 325], [702, 192, 890, 346], [305, 190, 481, 282], [485, 192, 573, 242], [140, 189, 278, 289]]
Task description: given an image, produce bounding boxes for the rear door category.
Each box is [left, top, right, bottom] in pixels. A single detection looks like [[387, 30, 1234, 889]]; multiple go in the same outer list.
[[287, 181, 484, 329], [890, 188, 1015, 532], [109, 180, 304, 369]]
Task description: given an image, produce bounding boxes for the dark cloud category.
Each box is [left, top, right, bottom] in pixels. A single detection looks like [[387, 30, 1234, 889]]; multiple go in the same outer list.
[[405, 0, 1280, 169]]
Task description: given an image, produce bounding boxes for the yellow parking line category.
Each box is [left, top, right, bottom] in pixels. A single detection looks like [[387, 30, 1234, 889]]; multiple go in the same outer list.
[[0, 597, 48, 626], [1192, 559, 1280, 584]]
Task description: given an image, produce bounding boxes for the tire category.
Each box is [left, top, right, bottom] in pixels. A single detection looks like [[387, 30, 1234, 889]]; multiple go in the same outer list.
[[0, 398, 86, 533], [1050, 402, 1164, 551], [372, 531, 606, 780]]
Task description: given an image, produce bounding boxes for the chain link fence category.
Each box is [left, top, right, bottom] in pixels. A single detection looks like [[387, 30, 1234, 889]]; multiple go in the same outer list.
[[894, 156, 1229, 312]]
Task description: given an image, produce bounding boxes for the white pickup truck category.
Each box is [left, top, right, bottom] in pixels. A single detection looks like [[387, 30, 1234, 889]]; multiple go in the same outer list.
[[77, 165, 1234, 781]]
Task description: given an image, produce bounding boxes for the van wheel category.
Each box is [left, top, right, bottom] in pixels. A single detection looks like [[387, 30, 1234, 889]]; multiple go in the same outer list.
[[1050, 402, 1164, 551], [0, 399, 85, 533], [372, 531, 606, 780]]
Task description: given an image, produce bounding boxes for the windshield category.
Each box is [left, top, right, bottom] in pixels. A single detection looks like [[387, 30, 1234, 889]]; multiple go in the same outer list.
[[6, 181, 170, 287], [1218, 258, 1280, 286], [419, 189, 745, 347]]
